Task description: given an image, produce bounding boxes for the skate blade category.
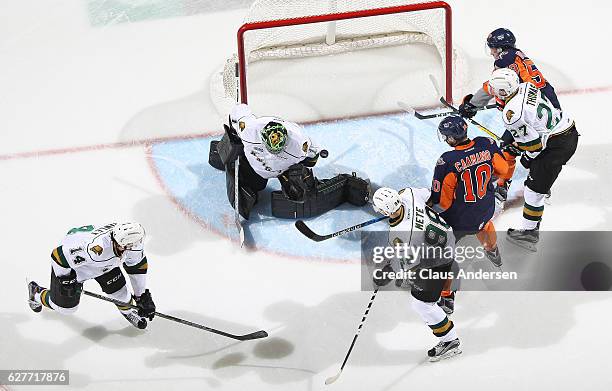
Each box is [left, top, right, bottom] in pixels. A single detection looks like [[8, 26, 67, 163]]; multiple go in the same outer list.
[[28, 300, 42, 313], [505, 236, 537, 252], [429, 347, 462, 362]]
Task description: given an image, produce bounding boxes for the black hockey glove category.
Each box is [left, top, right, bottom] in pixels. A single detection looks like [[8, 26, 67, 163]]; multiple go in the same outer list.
[[134, 289, 156, 321], [520, 154, 533, 169], [500, 140, 522, 157], [458, 94, 478, 119], [58, 269, 83, 297], [373, 263, 394, 287]]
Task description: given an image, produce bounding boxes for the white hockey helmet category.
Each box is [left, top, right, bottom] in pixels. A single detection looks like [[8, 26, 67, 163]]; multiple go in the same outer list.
[[488, 68, 520, 100], [112, 222, 145, 249], [372, 187, 402, 217]]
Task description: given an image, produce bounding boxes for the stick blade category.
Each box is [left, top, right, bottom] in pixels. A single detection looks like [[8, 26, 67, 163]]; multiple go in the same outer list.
[[325, 370, 342, 385], [238, 330, 269, 341], [295, 220, 325, 242], [396, 101, 415, 115]]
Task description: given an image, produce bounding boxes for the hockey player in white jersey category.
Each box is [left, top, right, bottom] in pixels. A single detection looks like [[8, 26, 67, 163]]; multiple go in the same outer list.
[[27, 223, 156, 329], [209, 104, 370, 219], [372, 187, 461, 362], [488, 69, 579, 250]]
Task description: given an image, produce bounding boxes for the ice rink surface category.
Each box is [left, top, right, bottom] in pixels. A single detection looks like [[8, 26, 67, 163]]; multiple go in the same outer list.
[[2, 1, 612, 390]]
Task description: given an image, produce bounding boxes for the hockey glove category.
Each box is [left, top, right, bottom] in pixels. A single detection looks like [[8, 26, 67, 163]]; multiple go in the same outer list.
[[373, 263, 394, 287], [134, 289, 156, 321], [58, 269, 83, 297], [500, 140, 522, 157], [458, 94, 478, 119], [520, 154, 533, 169]]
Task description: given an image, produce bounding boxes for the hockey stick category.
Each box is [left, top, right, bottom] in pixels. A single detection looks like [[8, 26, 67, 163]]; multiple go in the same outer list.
[[325, 289, 379, 385], [82, 290, 268, 341], [234, 157, 245, 247], [295, 215, 388, 242], [438, 97, 501, 141], [397, 101, 496, 120], [425, 74, 502, 141]]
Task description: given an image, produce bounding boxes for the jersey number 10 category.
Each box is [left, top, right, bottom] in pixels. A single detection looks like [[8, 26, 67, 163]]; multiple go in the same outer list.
[[460, 163, 492, 203]]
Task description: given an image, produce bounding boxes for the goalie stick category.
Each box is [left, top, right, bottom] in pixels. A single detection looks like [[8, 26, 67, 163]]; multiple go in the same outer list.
[[82, 289, 268, 341], [295, 216, 388, 242], [234, 156, 245, 247]]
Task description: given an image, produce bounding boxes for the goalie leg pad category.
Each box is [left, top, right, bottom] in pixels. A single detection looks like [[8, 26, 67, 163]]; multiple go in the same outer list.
[[271, 174, 364, 219], [344, 173, 371, 206], [208, 140, 225, 171], [225, 157, 267, 220]]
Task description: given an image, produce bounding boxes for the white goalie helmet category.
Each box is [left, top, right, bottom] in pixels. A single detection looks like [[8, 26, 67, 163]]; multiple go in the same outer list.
[[488, 68, 520, 99], [112, 222, 145, 249], [372, 187, 402, 217]]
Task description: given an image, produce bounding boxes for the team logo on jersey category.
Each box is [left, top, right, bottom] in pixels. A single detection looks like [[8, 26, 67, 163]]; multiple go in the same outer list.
[[90, 245, 103, 256], [506, 110, 515, 122], [302, 142, 309, 153], [436, 157, 445, 166], [239, 121, 245, 131]]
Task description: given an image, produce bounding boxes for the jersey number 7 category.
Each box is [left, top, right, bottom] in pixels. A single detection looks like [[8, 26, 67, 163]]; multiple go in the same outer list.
[[460, 164, 492, 203]]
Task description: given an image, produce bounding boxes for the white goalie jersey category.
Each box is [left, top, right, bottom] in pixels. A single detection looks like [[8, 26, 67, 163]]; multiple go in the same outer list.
[[502, 82, 575, 158], [51, 223, 147, 287], [230, 105, 318, 179]]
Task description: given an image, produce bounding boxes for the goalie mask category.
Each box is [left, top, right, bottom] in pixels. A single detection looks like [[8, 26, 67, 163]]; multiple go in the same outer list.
[[261, 121, 288, 154]]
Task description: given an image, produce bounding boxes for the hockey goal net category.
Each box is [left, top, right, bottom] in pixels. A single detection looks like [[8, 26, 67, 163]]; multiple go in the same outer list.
[[210, 0, 469, 121]]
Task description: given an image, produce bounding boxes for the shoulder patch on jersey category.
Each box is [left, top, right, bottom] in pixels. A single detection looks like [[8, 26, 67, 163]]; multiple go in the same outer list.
[[239, 121, 245, 131], [302, 142, 309, 153], [506, 110, 515, 122], [436, 157, 445, 166], [90, 245, 103, 256]]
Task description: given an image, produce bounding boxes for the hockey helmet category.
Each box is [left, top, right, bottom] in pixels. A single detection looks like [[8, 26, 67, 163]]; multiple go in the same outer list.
[[487, 28, 516, 49], [373, 187, 402, 217], [488, 68, 520, 99], [112, 222, 145, 249], [261, 121, 288, 154], [438, 115, 468, 141]]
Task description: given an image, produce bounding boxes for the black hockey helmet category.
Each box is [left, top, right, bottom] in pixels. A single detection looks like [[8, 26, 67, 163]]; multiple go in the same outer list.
[[438, 115, 468, 141], [487, 28, 516, 49]]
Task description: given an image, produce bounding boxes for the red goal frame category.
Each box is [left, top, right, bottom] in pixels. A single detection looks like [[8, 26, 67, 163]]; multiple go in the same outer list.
[[235, 1, 453, 105]]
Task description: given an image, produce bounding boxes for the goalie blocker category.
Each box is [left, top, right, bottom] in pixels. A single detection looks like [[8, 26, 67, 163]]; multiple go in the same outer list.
[[210, 126, 370, 219]]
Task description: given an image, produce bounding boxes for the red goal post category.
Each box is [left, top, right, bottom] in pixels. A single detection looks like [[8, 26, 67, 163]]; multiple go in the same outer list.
[[237, 1, 452, 104]]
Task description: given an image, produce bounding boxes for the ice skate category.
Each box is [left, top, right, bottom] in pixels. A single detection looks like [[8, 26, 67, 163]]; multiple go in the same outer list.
[[485, 246, 502, 267], [27, 280, 44, 313], [506, 225, 539, 252], [428, 338, 462, 362]]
